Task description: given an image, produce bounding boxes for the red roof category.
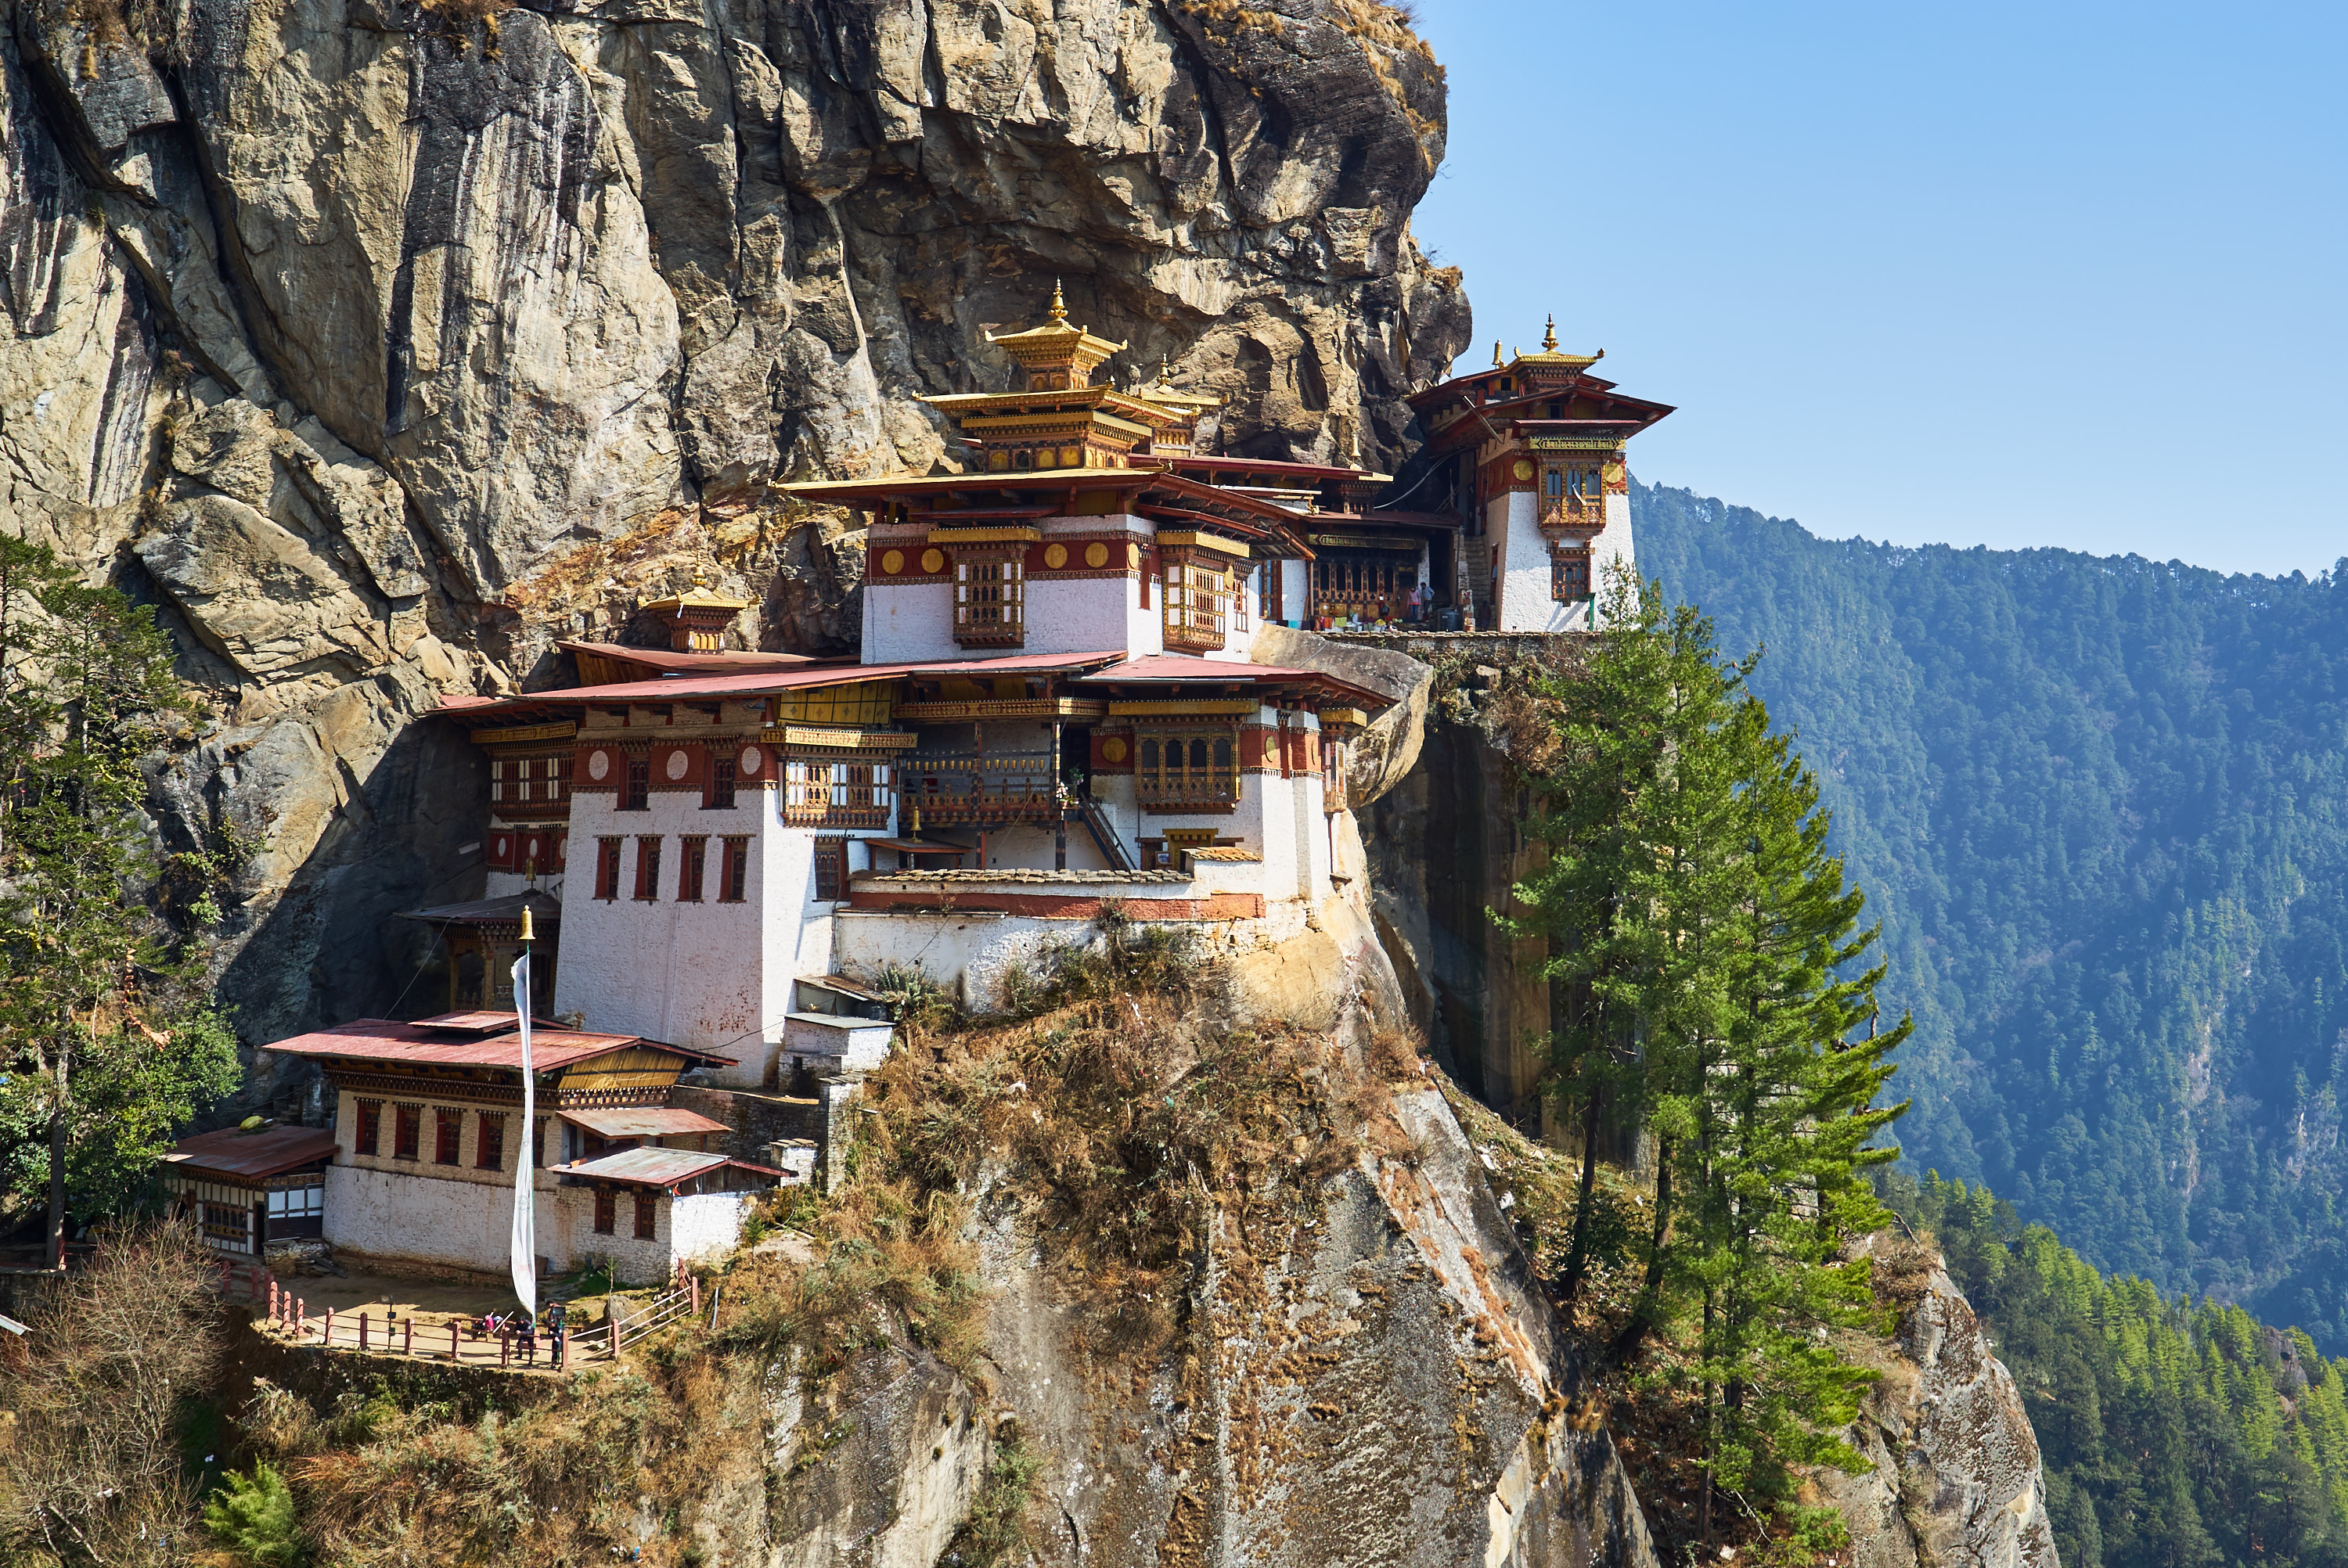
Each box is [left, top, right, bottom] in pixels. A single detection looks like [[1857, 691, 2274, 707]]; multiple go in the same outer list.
[[1075, 656, 1392, 707], [164, 1124, 339, 1181], [557, 1107, 731, 1139], [442, 650, 1128, 721], [558, 640, 831, 674], [550, 1147, 784, 1189], [261, 1019, 733, 1070]]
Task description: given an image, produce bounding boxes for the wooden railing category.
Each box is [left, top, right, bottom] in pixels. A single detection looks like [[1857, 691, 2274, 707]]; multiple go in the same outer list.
[[251, 1270, 713, 1370], [902, 750, 1061, 824]]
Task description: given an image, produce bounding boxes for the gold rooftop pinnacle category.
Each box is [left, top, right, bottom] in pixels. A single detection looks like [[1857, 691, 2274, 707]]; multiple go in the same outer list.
[[1543, 315, 1558, 352], [984, 284, 1129, 391]]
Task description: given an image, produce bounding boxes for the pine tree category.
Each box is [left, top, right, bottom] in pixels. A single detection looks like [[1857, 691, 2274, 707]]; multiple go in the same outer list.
[[0, 538, 240, 1264], [1504, 566, 1913, 1536]]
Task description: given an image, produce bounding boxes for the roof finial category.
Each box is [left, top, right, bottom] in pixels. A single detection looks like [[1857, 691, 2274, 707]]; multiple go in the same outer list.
[[1158, 356, 1173, 387], [1543, 315, 1558, 352], [1049, 279, 1068, 322], [1491, 340, 1503, 368]]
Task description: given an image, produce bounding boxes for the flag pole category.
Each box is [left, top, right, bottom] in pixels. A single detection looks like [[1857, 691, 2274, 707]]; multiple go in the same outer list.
[[510, 906, 538, 1319]]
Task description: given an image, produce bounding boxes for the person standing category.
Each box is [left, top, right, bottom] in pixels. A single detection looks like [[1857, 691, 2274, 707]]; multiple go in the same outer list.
[[545, 1298, 567, 1368]]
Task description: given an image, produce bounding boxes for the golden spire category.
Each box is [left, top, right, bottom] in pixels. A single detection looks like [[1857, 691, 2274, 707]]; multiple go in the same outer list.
[[1049, 279, 1068, 322], [519, 904, 536, 944], [1491, 340, 1503, 368], [1543, 315, 1558, 352]]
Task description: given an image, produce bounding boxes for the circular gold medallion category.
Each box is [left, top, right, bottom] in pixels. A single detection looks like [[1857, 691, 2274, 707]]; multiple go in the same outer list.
[[587, 749, 610, 782], [664, 749, 690, 781], [1601, 460, 1625, 487], [920, 548, 945, 574], [1125, 541, 1140, 569], [1512, 459, 1536, 481], [881, 548, 905, 575], [1044, 543, 1068, 570], [1103, 737, 1129, 763], [1085, 541, 1110, 569]]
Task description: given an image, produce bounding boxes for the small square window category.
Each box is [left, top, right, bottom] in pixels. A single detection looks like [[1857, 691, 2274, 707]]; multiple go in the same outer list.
[[434, 1108, 462, 1166], [679, 836, 708, 902], [593, 1189, 616, 1235], [632, 1191, 656, 1240], [814, 837, 847, 903], [355, 1099, 381, 1157], [394, 1104, 421, 1161], [720, 836, 751, 902]]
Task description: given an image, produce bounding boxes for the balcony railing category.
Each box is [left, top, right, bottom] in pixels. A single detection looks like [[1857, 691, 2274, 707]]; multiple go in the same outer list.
[[902, 749, 1062, 825]]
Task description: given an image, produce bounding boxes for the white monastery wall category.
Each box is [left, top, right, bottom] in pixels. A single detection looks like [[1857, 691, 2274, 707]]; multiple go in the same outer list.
[[326, 1164, 547, 1275], [1277, 559, 1309, 628], [1592, 491, 1636, 624], [671, 1192, 754, 1267], [557, 788, 767, 1054], [863, 580, 959, 663]]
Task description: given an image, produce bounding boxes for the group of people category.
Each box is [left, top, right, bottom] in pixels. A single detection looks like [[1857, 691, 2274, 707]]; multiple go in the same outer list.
[[471, 1297, 570, 1367], [1314, 580, 1467, 631]]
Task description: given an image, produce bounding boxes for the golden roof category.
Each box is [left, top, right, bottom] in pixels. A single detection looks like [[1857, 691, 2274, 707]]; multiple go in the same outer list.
[[1129, 358, 1223, 417], [1507, 315, 1604, 372], [983, 282, 1128, 387]]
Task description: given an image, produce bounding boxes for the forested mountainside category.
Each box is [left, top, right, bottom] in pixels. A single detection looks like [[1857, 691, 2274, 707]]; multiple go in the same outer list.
[[1637, 481, 2348, 1348], [1889, 1172, 2348, 1568]]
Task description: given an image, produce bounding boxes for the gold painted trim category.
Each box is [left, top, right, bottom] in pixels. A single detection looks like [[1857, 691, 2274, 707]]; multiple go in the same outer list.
[[895, 699, 1110, 721], [1153, 530, 1251, 559], [765, 727, 922, 750], [470, 722, 578, 746], [1105, 699, 1260, 716], [926, 527, 1043, 545]]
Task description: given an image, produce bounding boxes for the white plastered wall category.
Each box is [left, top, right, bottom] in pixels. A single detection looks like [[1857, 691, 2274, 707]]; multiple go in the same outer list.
[[326, 1164, 550, 1275], [1278, 559, 1309, 627], [556, 788, 767, 1058], [554, 1186, 751, 1284]]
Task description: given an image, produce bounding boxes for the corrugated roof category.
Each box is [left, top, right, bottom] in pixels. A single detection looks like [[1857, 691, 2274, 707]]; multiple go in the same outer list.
[[440, 650, 1128, 721], [410, 1009, 553, 1034], [557, 1107, 730, 1139], [163, 1124, 339, 1181], [261, 1019, 733, 1070], [550, 1147, 783, 1189], [1075, 656, 1389, 706], [397, 892, 562, 930], [558, 640, 830, 673]]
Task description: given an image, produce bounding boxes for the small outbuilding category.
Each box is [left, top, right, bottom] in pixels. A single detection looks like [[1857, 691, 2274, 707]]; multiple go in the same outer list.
[[160, 1124, 338, 1257]]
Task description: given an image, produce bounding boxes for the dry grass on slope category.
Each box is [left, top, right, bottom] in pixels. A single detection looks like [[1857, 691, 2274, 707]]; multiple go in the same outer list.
[[843, 922, 1422, 1356]]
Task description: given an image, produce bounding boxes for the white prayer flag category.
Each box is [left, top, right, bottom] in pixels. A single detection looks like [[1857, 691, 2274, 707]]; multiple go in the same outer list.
[[509, 951, 537, 1316]]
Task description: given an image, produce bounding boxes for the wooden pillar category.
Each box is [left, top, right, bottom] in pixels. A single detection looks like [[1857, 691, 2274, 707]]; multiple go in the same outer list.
[[451, 1322, 460, 1362], [358, 1313, 368, 1352], [403, 1317, 413, 1357], [323, 1308, 333, 1346]]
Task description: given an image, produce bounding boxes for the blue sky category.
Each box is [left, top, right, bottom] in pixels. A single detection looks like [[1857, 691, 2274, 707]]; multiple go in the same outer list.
[[1408, 1, 2346, 579]]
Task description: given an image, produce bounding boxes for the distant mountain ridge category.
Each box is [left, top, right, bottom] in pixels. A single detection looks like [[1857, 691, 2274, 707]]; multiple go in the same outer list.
[[1636, 480, 2348, 1348]]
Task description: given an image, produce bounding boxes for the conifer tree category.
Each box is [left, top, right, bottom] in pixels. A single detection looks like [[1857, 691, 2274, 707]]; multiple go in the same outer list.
[[1504, 566, 1911, 1532], [0, 537, 239, 1265]]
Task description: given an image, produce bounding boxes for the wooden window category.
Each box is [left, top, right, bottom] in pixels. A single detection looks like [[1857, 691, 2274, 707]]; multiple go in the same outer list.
[[489, 757, 511, 804], [813, 836, 847, 902], [1313, 551, 1410, 623], [593, 1189, 616, 1235], [952, 555, 1024, 646], [679, 836, 708, 901], [784, 759, 894, 829], [394, 1104, 422, 1161], [720, 836, 751, 902], [632, 1192, 656, 1240], [1259, 560, 1282, 624], [1135, 730, 1241, 813], [476, 1113, 506, 1171], [355, 1099, 381, 1156], [1550, 552, 1590, 604], [621, 754, 650, 811], [434, 1108, 462, 1166], [1544, 468, 1562, 500], [595, 837, 622, 901], [1161, 557, 1228, 652], [632, 836, 663, 901], [705, 755, 736, 809], [1231, 566, 1251, 636]]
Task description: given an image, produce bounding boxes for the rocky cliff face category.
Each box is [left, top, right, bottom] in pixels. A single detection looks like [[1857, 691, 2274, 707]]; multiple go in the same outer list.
[[0, 0, 1470, 1061], [1817, 1235, 2062, 1568]]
